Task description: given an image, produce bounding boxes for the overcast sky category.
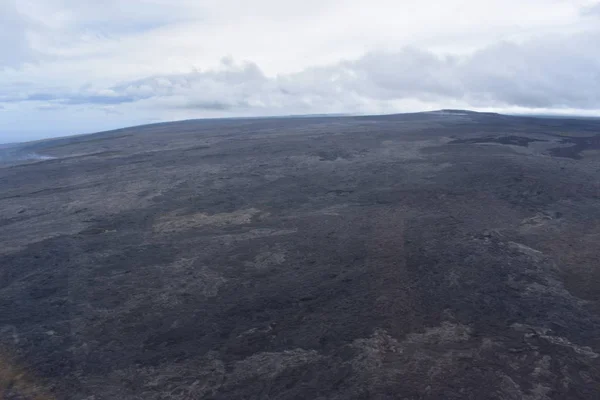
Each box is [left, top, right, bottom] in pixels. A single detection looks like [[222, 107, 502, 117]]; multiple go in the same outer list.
[[1, 0, 600, 141]]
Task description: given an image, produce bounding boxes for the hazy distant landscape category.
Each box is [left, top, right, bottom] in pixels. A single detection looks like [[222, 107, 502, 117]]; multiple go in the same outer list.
[[0, 145, 54, 164], [1, 111, 600, 399]]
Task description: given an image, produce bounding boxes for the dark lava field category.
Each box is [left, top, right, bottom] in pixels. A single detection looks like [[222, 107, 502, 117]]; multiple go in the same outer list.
[[1, 110, 600, 399]]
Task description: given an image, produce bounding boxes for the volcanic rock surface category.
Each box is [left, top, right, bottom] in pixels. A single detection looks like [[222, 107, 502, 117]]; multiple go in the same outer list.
[[1, 111, 600, 399]]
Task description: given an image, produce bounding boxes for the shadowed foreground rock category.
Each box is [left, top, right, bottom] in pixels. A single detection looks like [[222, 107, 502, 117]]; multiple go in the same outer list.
[[1, 111, 600, 399]]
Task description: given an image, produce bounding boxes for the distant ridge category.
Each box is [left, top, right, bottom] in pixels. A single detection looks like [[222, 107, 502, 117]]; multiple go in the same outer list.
[[430, 109, 502, 116], [12, 109, 600, 148]]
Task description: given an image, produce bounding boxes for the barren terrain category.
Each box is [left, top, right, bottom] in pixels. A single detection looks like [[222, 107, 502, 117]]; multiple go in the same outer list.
[[1, 111, 600, 399]]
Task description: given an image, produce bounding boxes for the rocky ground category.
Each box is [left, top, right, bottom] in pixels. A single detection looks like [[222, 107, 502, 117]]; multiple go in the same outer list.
[[1, 111, 600, 399]]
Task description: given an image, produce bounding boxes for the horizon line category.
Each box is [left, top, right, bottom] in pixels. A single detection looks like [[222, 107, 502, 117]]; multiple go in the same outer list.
[[4, 108, 600, 146]]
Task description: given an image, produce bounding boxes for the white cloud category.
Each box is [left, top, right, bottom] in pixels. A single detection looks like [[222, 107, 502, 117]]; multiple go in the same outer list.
[[0, 2, 36, 66], [581, 2, 600, 15], [1, 0, 600, 141]]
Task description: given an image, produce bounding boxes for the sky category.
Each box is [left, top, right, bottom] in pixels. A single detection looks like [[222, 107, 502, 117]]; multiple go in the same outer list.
[[1, 0, 600, 142]]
